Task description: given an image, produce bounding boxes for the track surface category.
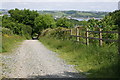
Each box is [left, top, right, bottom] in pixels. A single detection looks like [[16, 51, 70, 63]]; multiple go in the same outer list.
[[2, 40, 84, 78]]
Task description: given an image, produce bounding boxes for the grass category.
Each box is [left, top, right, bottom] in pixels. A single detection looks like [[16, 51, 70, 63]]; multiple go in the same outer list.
[[1, 34, 25, 53], [0, 35, 2, 53], [39, 36, 119, 78]]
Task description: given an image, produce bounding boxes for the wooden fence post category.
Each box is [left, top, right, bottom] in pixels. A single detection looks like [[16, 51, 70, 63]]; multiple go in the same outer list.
[[86, 28, 89, 45], [76, 28, 79, 41], [99, 28, 103, 46], [70, 29, 72, 40], [70, 29, 72, 35]]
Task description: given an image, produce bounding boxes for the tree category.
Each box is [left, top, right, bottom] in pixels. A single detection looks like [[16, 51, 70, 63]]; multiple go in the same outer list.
[[56, 17, 73, 28], [2, 14, 32, 38], [34, 14, 56, 34], [8, 8, 39, 26], [8, 8, 39, 36]]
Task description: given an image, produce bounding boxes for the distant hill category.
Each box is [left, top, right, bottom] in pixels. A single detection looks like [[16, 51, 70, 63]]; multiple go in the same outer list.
[[38, 10, 108, 18]]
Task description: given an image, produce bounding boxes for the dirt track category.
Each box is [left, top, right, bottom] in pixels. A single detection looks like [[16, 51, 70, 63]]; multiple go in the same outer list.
[[2, 40, 84, 78]]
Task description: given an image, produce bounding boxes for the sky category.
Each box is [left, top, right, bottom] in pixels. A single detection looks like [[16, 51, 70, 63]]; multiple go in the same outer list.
[[1, 0, 120, 2], [0, 0, 120, 12]]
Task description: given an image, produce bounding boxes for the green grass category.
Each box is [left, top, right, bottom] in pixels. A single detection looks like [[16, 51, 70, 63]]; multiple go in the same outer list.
[[1, 34, 25, 53], [39, 36, 119, 78]]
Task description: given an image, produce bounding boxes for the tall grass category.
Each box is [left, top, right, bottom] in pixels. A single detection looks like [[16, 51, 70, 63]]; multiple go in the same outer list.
[[0, 16, 1, 52], [1, 28, 25, 53], [2, 34, 25, 53], [40, 36, 119, 78]]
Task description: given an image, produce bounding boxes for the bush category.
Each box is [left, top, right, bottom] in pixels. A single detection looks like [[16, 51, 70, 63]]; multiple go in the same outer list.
[[40, 27, 70, 39], [2, 28, 13, 35]]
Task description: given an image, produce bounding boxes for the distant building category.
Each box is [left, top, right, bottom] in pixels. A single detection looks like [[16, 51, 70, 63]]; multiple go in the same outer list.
[[118, 1, 120, 10]]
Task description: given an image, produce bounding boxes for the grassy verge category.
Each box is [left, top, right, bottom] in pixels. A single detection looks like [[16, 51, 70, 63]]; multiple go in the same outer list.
[[1, 34, 25, 53], [39, 36, 119, 78]]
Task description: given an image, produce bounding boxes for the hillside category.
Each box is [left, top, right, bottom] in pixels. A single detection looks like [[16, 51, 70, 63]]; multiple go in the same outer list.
[[38, 10, 108, 18]]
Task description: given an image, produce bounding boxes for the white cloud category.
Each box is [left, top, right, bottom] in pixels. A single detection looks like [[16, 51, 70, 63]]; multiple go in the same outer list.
[[1, 0, 120, 2]]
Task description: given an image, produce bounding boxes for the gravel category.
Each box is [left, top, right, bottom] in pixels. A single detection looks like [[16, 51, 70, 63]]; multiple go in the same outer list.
[[2, 40, 84, 78]]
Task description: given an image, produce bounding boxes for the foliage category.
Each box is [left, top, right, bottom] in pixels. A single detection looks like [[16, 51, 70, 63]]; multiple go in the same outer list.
[[34, 14, 56, 34], [56, 17, 74, 28], [8, 8, 39, 27], [0, 16, 2, 27], [2, 28, 13, 35], [40, 27, 70, 40], [2, 14, 32, 39], [8, 8, 39, 36], [21, 25, 32, 39], [109, 10, 120, 26]]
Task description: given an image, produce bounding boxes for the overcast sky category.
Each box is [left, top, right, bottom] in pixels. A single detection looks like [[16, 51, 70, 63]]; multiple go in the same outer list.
[[1, 0, 120, 2], [0, 0, 119, 12]]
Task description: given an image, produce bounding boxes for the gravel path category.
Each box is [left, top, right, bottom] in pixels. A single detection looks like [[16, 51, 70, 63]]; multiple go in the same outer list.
[[2, 40, 84, 78]]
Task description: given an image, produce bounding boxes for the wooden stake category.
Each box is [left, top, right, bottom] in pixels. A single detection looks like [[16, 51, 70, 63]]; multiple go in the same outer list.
[[99, 28, 103, 46], [76, 28, 79, 41], [70, 29, 72, 35], [86, 28, 89, 45]]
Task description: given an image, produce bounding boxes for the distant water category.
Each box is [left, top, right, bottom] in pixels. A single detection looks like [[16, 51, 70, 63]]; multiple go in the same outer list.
[[2, 2, 118, 12], [71, 18, 102, 21]]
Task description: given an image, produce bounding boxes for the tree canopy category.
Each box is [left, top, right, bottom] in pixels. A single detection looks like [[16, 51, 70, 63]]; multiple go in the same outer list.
[[56, 17, 73, 28], [34, 14, 56, 33]]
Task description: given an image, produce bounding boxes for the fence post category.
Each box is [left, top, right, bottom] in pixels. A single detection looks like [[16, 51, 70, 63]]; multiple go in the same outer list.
[[76, 27, 79, 41], [70, 29, 72, 35], [99, 28, 103, 46], [86, 28, 89, 45]]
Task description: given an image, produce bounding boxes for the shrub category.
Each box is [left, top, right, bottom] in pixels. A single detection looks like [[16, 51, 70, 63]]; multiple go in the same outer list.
[[2, 28, 13, 35]]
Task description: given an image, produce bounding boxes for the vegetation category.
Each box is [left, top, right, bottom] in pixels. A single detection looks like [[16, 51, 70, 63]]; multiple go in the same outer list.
[[2, 28, 25, 53], [1, 8, 119, 78], [1, 8, 58, 53], [34, 14, 56, 34], [39, 10, 108, 18], [2, 9, 58, 38], [39, 27, 118, 78], [56, 17, 74, 28], [1, 8, 40, 53], [39, 10, 120, 78], [0, 27, 2, 53]]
